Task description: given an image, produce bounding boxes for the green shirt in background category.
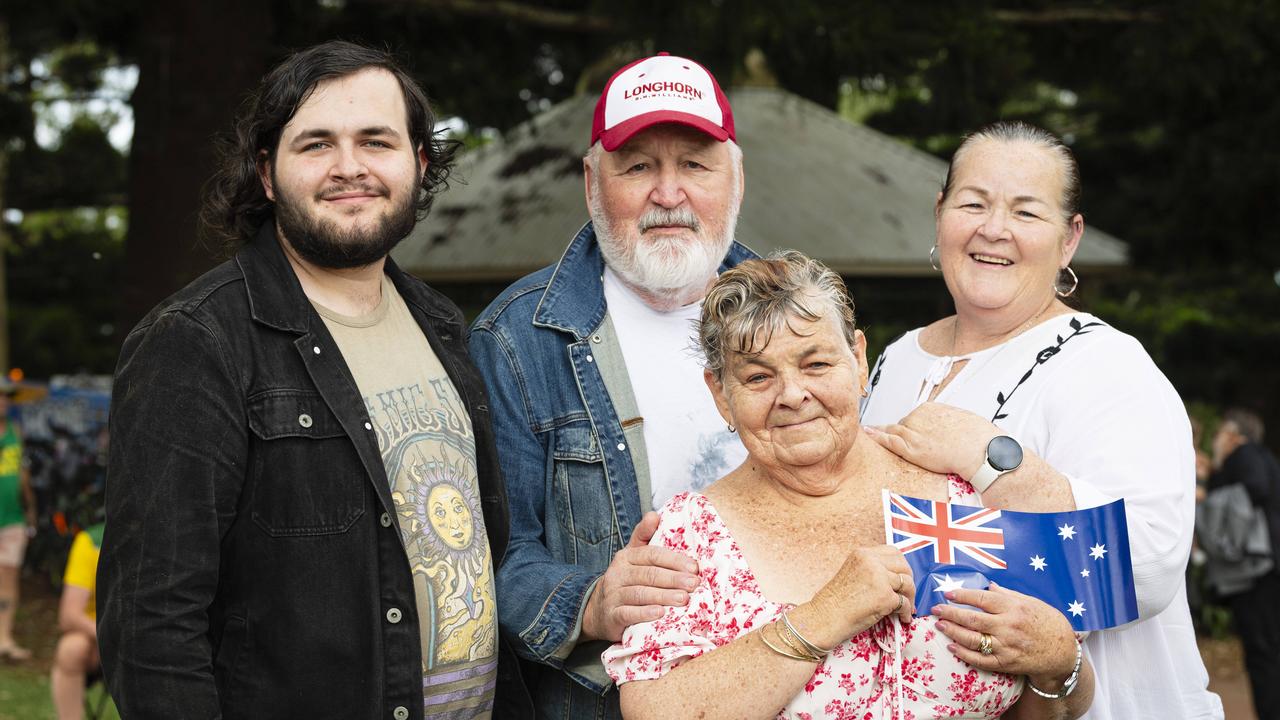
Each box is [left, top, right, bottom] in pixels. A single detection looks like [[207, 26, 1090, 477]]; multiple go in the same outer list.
[[0, 423, 24, 528]]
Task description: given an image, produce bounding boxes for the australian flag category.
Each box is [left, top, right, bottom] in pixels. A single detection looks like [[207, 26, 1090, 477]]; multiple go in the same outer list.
[[882, 490, 1139, 631]]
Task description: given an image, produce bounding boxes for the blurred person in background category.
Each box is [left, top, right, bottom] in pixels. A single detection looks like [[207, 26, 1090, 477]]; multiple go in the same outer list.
[[50, 522, 104, 719], [1208, 408, 1280, 718], [0, 385, 33, 661]]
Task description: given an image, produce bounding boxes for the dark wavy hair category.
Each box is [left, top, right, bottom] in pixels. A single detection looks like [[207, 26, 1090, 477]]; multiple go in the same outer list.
[[200, 40, 459, 250]]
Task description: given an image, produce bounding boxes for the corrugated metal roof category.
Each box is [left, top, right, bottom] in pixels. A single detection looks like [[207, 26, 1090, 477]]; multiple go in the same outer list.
[[396, 87, 1128, 280]]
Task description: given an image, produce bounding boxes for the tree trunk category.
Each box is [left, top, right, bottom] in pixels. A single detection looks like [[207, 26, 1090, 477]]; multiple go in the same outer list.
[[118, 0, 273, 335], [0, 17, 11, 374]]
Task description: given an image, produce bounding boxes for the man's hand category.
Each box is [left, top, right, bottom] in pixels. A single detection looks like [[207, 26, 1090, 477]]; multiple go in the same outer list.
[[581, 512, 700, 643]]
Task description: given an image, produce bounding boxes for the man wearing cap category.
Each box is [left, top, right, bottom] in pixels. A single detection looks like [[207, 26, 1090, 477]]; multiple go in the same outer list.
[[469, 53, 753, 718]]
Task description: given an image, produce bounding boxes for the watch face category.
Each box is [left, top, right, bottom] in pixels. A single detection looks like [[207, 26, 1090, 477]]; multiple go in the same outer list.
[[987, 435, 1024, 472]]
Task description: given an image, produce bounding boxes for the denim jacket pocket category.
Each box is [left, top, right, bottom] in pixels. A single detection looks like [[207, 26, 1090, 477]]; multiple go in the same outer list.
[[550, 423, 615, 546], [247, 390, 366, 536]]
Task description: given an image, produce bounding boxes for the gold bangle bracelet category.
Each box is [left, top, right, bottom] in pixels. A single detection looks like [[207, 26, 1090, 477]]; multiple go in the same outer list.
[[781, 611, 833, 656], [759, 625, 818, 662], [775, 620, 824, 662]]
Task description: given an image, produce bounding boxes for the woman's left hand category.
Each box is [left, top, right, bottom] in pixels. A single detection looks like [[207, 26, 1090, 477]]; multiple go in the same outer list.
[[865, 402, 999, 480], [932, 583, 1077, 682]]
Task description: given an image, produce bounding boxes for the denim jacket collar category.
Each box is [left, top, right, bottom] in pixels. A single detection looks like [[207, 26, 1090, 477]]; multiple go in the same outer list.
[[533, 221, 758, 340], [236, 220, 457, 335]]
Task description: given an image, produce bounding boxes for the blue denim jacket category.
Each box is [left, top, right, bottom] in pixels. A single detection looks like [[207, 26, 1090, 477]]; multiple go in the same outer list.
[[469, 222, 755, 719]]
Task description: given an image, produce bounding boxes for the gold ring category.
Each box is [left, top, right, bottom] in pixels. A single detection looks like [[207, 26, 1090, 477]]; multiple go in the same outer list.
[[895, 594, 905, 614], [894, 574, 904, 593], [978, 633, 994, 656]]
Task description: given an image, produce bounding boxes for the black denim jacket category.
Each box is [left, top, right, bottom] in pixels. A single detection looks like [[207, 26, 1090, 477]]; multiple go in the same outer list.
[[98, 223, 530, 719]]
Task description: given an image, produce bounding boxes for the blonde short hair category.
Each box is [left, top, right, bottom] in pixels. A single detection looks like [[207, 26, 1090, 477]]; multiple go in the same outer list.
[[699, 250, 856, 382]]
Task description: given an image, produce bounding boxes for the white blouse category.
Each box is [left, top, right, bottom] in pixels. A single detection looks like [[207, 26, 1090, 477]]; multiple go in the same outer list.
[[860, 313, 1223, 720]]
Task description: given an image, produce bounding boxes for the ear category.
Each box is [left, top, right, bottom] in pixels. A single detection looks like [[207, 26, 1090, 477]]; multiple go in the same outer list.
[[416, 143, 429, 181], [583, 157, 595, 210], [704, 369, 735, 427], [934, 190, 945, 220], [1061, 213, 1085, 267], [258, 150, 275, 201], [852, 329, 869, 393]]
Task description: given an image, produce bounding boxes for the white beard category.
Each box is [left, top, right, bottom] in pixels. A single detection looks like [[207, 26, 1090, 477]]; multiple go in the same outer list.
[[590, 181, 740, 300]]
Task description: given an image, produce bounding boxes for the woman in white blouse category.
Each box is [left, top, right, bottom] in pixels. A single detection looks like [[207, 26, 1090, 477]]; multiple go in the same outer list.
[[860, 121, 1222, 720]]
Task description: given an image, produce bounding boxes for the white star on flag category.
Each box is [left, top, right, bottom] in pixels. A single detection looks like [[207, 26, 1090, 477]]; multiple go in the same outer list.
[[1090, 543, 1108, 560], [1058, 524, 1076, 540], [1068, 601, 1086, 617], [933, 574, 966, 593], [1029, 555, 1048, 571], [1080, 568, 1090, 578]]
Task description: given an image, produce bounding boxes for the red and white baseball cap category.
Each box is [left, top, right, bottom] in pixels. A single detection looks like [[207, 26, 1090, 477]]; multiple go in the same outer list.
[[591, 52, 735, 151]]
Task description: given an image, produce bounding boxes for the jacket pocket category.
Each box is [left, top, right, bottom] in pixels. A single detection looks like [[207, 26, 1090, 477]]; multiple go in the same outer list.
[[550, 423, 615, 546], [247, 390, 365, 536]]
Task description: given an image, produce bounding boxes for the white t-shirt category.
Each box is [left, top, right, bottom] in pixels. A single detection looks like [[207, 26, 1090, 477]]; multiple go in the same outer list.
[[860, 312, 1222, 720], [603, 268, 748, 508]]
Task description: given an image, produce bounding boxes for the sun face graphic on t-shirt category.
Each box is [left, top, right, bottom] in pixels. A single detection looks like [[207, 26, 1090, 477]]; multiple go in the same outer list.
[[427, 483, 474, 551]]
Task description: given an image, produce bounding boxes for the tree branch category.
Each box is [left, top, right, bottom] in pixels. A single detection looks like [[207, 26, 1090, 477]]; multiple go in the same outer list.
[[993, 7, 1162, 24], [377, 0, 614, 33]]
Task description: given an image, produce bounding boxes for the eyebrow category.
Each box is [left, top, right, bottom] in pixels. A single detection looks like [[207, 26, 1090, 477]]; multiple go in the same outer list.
[[287, 125, 403, 147], [735, 343, 832, 370], [955, 186, 1048, 205]]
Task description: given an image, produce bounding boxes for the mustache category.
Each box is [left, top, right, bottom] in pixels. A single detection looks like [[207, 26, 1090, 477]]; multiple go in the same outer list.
[[638, 206, 700, 233], [316, 182, 389, 200]]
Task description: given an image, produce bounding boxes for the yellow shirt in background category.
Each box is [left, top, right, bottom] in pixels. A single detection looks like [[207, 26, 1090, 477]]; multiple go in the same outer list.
[[63, 526, 102, 620]]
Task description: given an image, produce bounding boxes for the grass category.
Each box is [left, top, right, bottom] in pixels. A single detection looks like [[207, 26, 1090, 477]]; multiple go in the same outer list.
[[0, 663, 118, 720], [0, 574, 118, 720]]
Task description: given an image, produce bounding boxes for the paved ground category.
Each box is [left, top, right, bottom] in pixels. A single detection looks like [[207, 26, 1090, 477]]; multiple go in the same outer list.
[[1202, 635, 1256, 719]]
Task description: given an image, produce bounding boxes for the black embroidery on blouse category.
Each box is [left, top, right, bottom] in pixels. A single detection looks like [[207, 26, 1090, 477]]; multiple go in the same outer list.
[[990, 316, 1105, 422], [861, 330, 905, 412]]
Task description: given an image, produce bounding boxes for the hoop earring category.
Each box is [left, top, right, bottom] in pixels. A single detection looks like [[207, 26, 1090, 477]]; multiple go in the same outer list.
[[1056, 266, 1079, 298], [929, 244, 941, 272], [727, 424, 736, 433]]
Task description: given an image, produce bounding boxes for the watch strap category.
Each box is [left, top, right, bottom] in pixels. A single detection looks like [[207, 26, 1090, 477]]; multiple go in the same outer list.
[[969, 460, 1001, 494]]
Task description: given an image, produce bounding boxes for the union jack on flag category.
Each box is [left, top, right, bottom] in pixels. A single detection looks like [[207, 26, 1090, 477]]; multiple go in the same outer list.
[[886, 493, 1007, 569], [880, 489, 1139, 631]]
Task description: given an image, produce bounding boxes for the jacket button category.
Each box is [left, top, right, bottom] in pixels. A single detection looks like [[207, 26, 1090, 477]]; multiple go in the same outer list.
[[586, 355, 594, 363], [298, 414, 313, 428], [617, 442, 626, 451], [386, 607, 402, 624], [592, 334, 602, 344], [392, 706, 409, 720], [380, 512, 392, 527], [364, 422, 373, 430], [312, 346, 321, 355]]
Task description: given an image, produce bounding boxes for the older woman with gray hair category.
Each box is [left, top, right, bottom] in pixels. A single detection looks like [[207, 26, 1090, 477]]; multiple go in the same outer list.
[[860, 121, 1221, 720], [603, 251, 1093, 719]]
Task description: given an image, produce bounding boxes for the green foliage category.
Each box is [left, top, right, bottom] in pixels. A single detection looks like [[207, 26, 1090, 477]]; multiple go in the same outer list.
[[6, 115, 126, 209], [0, 0, 1276, 411], [5, 207, 124, 377]]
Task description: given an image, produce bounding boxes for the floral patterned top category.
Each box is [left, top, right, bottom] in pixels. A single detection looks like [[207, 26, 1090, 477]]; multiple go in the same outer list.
[[602, 482, 1023, 719]]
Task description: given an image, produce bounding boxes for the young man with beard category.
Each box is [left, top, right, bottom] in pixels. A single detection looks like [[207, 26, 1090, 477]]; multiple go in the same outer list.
[[98, 41, 528, 720], [469, 53, 755, 719]]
